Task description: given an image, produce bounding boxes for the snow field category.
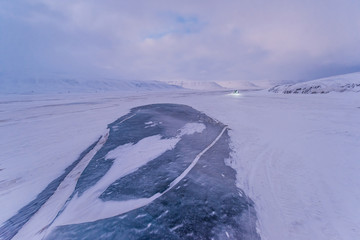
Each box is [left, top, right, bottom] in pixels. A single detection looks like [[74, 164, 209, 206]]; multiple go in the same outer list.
[[1, 90, 360, 240]]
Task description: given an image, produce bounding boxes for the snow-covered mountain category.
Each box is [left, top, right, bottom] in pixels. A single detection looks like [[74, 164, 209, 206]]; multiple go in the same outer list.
[[165, 81, 224, 90], [215, 80, 263, 90], [0, 78, 181, 94], [166, 80, 265, 91], [269, 72, 360, 94]]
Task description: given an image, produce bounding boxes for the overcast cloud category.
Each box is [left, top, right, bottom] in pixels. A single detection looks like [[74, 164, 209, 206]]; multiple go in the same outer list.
[[1, 0, 360, 84]]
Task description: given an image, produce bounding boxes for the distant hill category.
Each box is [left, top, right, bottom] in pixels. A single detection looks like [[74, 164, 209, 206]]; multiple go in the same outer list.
[[0, 78, 182, 94], [269, 72, 360, 94], [215, 80, 262, 90], [165, 80, 266, 91], [165, 81, 224, 90]]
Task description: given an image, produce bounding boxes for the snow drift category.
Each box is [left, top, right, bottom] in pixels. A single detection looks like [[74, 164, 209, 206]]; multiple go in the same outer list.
[[268, 72, 360, 94]]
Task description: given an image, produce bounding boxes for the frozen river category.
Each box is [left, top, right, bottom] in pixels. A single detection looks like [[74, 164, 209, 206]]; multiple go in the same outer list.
[[2, 90, 359, 240], [1, 103, 259, 240]]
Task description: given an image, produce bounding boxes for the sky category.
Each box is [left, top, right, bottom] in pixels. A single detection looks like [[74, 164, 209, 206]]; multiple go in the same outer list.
[[1, 0, 360, 84]]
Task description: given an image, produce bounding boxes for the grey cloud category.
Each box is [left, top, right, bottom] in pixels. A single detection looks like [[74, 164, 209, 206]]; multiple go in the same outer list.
[[1, 0, 360, 84]]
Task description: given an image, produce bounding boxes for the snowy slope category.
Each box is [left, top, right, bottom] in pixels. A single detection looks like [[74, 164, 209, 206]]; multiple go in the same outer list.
[[215, 80, 262, 90], [167, 80, 267, 91], [269, 72, 360, 94], [165, 81, 224, 90], [0, 78, 181, 94]]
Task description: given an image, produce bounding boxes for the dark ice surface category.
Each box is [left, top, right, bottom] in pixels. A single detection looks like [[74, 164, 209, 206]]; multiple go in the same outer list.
[[1, 104, 260, 240]]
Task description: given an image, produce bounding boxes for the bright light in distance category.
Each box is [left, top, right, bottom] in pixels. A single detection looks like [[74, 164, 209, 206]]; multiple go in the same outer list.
[[228, 90, 242, 97]]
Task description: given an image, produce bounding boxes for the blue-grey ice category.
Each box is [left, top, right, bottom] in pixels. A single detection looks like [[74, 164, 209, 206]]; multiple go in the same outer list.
[[2, 104, 260, 240]]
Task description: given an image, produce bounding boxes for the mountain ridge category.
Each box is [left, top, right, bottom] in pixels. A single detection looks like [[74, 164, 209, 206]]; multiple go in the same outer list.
[[0, 78, 182, 94], [269, 72, 360, 94]]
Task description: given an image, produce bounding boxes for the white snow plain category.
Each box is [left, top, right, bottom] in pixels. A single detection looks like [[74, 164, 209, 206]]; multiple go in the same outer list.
[[1, 89, 360, 240]]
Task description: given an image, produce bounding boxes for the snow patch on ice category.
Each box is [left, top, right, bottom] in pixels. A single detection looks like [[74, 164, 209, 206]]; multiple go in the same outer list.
[[52, 125, 226, 230], [178, 122, 206, 136], [12, 129, 110, 240], [51, 135, 179, 226], [144, 121, 158, 128]]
